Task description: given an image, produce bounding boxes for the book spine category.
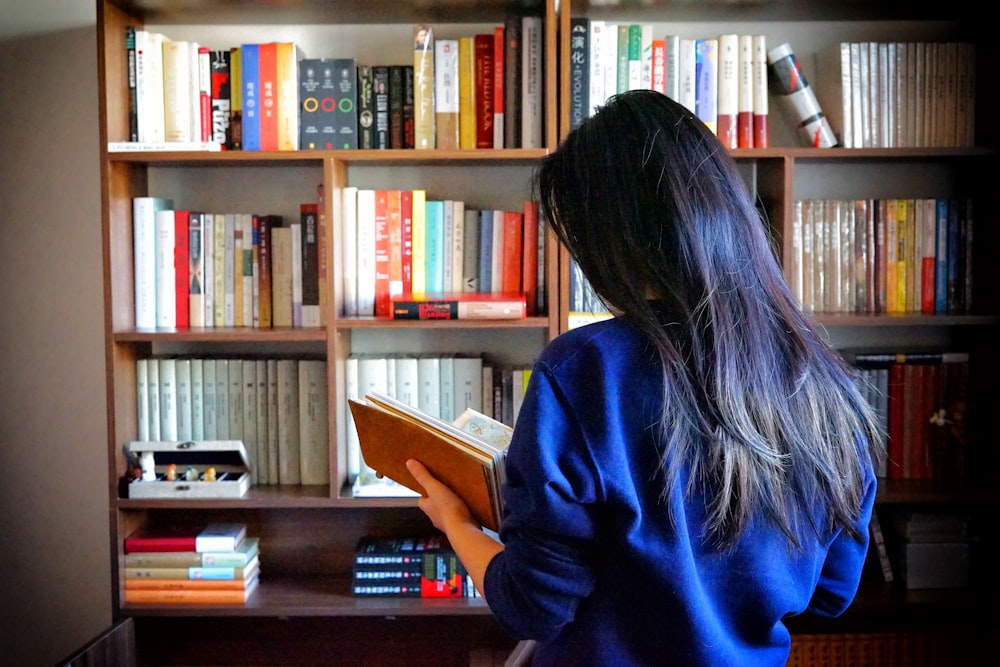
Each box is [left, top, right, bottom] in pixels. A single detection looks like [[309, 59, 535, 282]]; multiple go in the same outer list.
[[240, 43, 260, 150], [504, 16, 522, 149], [210, 50, 231, 147], [568, 18, 589, 131], [434, 39, 460, 150], [474, 33, 495, 149], [493, 26, 505, 148], [228, 47, 242, 149], [413, 25, 435, 149], [373, 65, 390, 150], [390, 297, 526, 320], [521, 15, 543, 148], [357, 64, 375, 149], [257, 42, 278, 150], [717, 33, 738, 149], [752, 35, 769, 148]]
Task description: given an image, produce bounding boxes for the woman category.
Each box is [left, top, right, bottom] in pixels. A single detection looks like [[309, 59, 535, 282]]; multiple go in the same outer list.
[[406, 90, 884, 666]]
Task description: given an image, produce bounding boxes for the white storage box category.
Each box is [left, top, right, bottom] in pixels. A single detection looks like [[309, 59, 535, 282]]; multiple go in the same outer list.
[[127, 440, 252, 499]]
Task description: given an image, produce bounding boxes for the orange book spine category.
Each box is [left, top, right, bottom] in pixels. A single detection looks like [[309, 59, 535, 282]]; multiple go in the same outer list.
[[374, 190, 391, 317], [501, 210, 523, 295], [257, 42, 278, 151]]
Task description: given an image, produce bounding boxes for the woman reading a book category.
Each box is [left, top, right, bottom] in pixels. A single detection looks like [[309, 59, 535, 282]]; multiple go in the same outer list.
[[406, 90, 884, 666]]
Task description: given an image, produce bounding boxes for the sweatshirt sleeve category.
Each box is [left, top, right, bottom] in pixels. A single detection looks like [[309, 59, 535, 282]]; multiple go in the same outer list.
[[806, 462, 877, 617], [483, 364, 602, 640]]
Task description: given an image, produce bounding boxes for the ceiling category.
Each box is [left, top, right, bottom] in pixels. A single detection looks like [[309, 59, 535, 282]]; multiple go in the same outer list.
[[0, 0, 95, 41]]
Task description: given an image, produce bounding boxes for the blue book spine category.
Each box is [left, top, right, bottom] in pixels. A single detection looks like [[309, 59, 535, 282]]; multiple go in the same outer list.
[[478, 209, 494, 294], [424, 200, 445, 293], [946, 198, 960, 314], [934, 198, 948, 314], [241, 44, 261, 151]]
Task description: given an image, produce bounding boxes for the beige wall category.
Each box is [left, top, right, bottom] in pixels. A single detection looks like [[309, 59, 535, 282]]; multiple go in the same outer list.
[[0, 25, 113, 665]]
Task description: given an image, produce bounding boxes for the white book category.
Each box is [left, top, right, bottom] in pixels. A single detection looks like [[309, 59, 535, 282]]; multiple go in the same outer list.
[[640, 24, 653, 91], [717, 33, 739, 149], [232, 224, 244, 327], [752, 34, 769, 147], [602, 24, 618, 110], [242, 359, 258, 484], [290, 219, 303, 327], [434, 39, 460, 149], [161, 39, 192, 143], [134, 30, 166, 143], [298, 359, 329, 485], [158, 358, 178, 441], [213, 211, 226, 326], [356, 189, 377, 316], [849, 43, 865, 149], [214, 358, 230, 439], [439, 355, 456, 423], [147, 357, 160, 440], [678, 38, 697, 114], [133, 197, 173, 330], [627, 25, 642, 91], [266, 359, 280, 484], [393, 355, 420, 407], [253, 360, 269, 484], [737, 34, 754, 148], [227, 358, 244, 447], [190, 358, 204, 441], [224, 213, 236, 327], [664, 34, 680, 102], [276, 358, 301, 485], [187, 42, 202, 142], [588, 20, 606, 113], [175, 358, 193, 441], [451, 200, 465, 293], [202, 358, 217, 439], [197, 44, 211, 142], [385, 357, 397, 401], [521, 15, 544, 148], [511, 367, 525, 425], [453, 356, 483, 414], [154, 208, 176, 329], [136, 359, 149, 441], [202, 212, 214, 328], [345, 355, 361, 480], [417, 355, 442, 419], [342, 186, 359, 317]]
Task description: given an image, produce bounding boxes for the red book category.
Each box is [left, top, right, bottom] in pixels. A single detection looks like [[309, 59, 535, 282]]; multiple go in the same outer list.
[[493, 26, 505, 148], [124, 523, 248, 553], [174, 210, 190, 329], [521, 201, 539, 316], [390, 292, 526, 320], [500, 210, 523, 295], [373, 190, 391, 317], [257, 42, 278, 151], [886, 363, 904, 479], [474, 33, 495, 149], [400, 190, 414, 295]]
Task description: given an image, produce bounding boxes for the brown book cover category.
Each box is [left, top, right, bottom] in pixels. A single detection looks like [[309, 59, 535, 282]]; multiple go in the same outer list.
[[348, 391, 511, 532]]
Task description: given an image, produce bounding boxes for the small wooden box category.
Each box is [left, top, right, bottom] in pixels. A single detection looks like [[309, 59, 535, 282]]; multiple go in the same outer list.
[[127, 440, 251, 499]]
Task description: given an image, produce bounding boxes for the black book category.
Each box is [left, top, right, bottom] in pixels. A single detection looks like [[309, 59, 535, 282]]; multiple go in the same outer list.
[[357, 64, 376, 149]]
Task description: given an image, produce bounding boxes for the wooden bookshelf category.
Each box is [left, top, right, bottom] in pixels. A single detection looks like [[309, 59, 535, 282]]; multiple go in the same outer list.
[[97, 0, 996, 663]]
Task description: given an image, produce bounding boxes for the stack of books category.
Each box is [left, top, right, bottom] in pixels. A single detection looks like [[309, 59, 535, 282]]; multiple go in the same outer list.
[[122, 522, 260, 604], [352, 535, 479, 598]]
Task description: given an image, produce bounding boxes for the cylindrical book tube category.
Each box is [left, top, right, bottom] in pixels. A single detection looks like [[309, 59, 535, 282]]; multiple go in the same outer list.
[[767, 42, 837, 148]]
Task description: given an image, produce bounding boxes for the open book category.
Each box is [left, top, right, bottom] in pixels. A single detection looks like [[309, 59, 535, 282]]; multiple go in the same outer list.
[[348, 390, 512, 532]]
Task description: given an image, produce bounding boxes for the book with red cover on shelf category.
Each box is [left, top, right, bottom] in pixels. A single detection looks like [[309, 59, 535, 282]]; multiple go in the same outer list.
[[125, 537, 260, 568], [390, 292, 526, 320], [124, 522, 248, 554]]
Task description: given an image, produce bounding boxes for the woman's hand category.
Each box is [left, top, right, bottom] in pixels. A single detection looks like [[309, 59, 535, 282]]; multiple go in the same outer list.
[[405, 458, 477, 534]]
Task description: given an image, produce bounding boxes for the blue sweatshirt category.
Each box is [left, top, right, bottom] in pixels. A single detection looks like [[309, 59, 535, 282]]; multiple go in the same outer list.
[[483, 317, 876, 666]]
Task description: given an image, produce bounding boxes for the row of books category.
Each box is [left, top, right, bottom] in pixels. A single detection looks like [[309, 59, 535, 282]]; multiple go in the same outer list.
[[353, 535, 480, 598], [133, 195, 325, 330], [816, 41, 976, 149], [342, 188, 543, 318], [123, 522, 260, 604], [786, 197, 974, 316], [567, 21, 770, 148], [122, 15, 544, 152], [346, 353, 531, 489], [136, 357, 329, 487], [849, 351, 970, 482]]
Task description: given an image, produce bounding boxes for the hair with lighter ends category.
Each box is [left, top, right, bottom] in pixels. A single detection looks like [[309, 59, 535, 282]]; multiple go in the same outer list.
[[533, 90, 884, 550]]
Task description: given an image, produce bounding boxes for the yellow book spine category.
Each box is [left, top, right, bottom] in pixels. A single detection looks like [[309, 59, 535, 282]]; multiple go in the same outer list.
[[885, 199, 898, 313], [895, 198, 907, 312], [459, 36, 477, 149], [413, 25, 435, 149]]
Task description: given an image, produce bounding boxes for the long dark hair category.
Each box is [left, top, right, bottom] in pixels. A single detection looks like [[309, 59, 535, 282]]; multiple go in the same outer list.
[[534, 90, 884, 550]]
